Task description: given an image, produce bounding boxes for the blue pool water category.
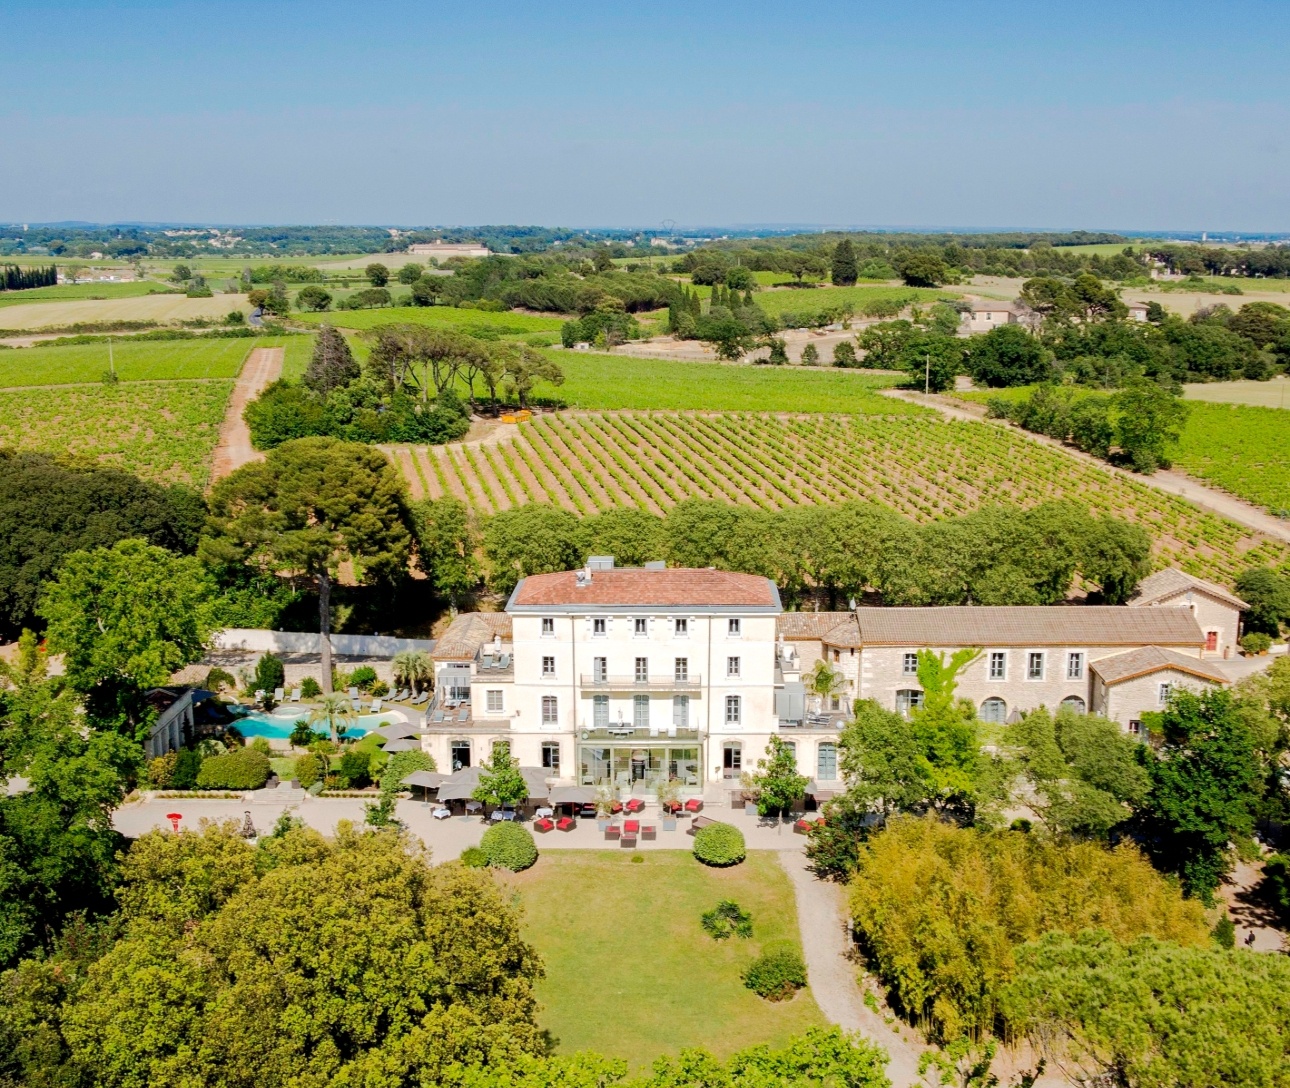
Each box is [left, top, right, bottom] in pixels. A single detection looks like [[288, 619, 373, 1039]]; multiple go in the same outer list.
[[232, 708, 406, 740]]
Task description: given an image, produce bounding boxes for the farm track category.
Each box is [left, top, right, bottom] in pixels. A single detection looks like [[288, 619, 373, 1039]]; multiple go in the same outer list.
[[208, 347, 283, 486], [890, 389, 1290, 546], [385, 409, 1290, 586]]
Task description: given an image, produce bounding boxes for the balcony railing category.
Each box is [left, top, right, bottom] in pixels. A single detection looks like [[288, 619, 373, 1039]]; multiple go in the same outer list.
[[579, 673, 702, 691], [579, 724, 701, 741]]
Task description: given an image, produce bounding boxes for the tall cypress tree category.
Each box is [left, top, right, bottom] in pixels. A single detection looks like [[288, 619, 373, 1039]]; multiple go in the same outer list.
[[832, 239, 859, 286]]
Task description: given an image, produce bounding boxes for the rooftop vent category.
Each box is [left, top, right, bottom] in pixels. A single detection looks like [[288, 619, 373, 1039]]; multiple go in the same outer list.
[[644, 560, 666, 570], [575, 568, 592, 587], [587, 556, 615, 571]]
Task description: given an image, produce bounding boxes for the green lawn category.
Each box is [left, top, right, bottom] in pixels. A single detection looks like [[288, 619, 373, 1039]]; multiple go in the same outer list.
[[536, 351, 921, 413], [297, 305, 565, 335], [0, 337, 263, 387], [0, 281, 180, 308], [504, 851, 823, 1068]]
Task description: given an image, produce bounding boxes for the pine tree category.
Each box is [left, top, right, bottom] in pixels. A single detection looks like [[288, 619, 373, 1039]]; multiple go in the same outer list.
[[303, 324, 361, 395], [832, 239, 859, 287]]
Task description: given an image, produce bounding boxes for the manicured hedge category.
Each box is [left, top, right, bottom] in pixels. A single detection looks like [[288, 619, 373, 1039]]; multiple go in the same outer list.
[[693, 822, 746, 867], [195, 747, 270, 790], [480, 822, 538, 871], [743, 948, 807, 1001]]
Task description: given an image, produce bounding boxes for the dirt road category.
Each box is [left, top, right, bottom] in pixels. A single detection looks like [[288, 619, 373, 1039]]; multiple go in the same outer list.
[[208, 347, 283, 486]]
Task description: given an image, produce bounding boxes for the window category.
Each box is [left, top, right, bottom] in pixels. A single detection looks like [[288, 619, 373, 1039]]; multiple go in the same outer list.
[[592, 656, 607, 683], [1067, 652, 1084, 681], [895, 689, 924, 716], [989, 651, 1006, 680], [781, 739, 796, 761], [541, 742, 560, 771], [830, 695, 842, 711], [635, 656, 648, 682], [592, 617, 606, 637], [1060, 695, 1086, 714], [902, 652, 919, 676], [634, 617, 648, 637], [1158, 682, 1172, 706], [728, 617, 741, 637], [633, 694, 650, 729], [491, 739, 510, 760], [727, 655, 741, 678], [1205, 630, 1218, 652], [672, 695, 689, 728], [486, 689, 503, 713], [674, 657, 688, 681], [725, 695, 742, 725], [541, 696, 558, 725], [1027, 652, 1045, 680], [541, 617, 554, 637], [450, 740, 471, 770], [593, 694, 609, 727], [817, 742, 837, 780], [980, 696, 1007, 723], [1129, 719, 1142, 736], [542, 656, 556, 677], [674, 617, 688, 636]]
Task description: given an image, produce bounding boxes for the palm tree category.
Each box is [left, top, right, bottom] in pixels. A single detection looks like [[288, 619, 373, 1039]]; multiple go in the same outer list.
[[309, 692, 355, 744], [806, 660, 848, 715], [392, 650, 432, 694]]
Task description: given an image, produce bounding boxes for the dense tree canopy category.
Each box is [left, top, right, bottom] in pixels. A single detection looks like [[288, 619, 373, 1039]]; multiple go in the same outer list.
[[0, 451, 205, 637]]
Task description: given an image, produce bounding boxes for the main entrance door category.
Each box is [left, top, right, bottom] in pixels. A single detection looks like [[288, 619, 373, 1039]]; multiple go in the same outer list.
[[723, 742, 742, 779]]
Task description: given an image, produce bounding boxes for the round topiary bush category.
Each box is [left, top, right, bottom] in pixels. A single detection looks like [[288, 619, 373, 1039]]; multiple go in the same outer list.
[[480, 822, 539, 871], [743, 947, 807, 1001], [693, 822, 746, 867]]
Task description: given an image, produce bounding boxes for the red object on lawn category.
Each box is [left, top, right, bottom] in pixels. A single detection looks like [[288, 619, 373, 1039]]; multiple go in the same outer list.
[[624, 819, 640, 834], [793, 819, 812, 834], [556, 817, 576, 832], [684, 798, 703, 813], [165, 812, 183, 833]]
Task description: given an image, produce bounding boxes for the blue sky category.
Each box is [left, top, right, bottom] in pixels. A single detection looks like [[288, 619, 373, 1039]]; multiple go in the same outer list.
[[2, 0, 1288, 230]]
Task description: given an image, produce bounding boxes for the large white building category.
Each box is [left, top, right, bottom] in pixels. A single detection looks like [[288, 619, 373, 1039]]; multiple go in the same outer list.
[[426, 561, 1241, 796]]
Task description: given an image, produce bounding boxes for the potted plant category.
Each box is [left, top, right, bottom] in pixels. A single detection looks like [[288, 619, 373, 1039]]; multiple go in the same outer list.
[[657, 777, 681, 831], [594, 783, 618, 831]]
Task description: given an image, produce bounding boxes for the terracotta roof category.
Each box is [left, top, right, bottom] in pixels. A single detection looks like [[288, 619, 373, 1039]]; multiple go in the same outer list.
[[854, 605, 1203, 647], [777, 612, 857, 643], [966, 299, 1020, 312], [1129, 568, 1249, 612], [431, 613, 512, 662], [1091, 646, 1229, 686], [508, 568, 779, 610]]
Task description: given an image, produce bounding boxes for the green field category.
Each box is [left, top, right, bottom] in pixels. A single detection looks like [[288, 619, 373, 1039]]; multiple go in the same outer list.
[[754, 284, 957, 319], [535, 351, 916, 412], [0, 379, 232, 488], [0, 281, 179, 308], [0, 337, 263, 387], [1172, 402, 1290, 515], [297, 305, 564, 335], [1184, 379, 1290, 409], [504, 852, 822, 1067], [279, 333, 317, 380]]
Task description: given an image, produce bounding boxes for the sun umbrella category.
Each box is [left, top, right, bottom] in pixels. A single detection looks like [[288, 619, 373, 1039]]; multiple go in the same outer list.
[[382, 737, 422, 753]]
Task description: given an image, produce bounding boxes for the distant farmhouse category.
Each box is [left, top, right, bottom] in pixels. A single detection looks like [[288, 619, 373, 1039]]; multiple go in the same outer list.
[[960, 299, 1022, 333], [408, 241, 490, 258]]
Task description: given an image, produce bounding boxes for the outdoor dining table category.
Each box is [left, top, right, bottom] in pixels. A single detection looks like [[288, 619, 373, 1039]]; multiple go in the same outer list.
[[431, 807, 451, 820], [490, 809, 517, 821], [534, 807, 554, 819], [465, 801, 483, 814]]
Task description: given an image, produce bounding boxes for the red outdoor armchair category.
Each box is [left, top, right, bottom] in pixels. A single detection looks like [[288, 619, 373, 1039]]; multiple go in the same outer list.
[[556, 816, 576, 832], [624, 798, 645, 814], [534, 817, 555, 833], [684, 798, 704, 813]]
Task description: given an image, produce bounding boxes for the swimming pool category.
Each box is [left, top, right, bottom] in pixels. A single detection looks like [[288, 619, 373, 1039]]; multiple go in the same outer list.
[[232, 706, 408, 740]]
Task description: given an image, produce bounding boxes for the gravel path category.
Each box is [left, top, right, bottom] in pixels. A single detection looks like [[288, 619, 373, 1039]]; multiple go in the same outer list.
[[884, 387, 1290, 544], [209, 346, 283, 486], [777, 852, 928, 1086]]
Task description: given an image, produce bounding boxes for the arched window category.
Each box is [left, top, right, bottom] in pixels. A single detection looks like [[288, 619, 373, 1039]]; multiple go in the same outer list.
[[1060, 695, 1086, 714], [817, 742, 837, 780], [895, 689, 924, 716], [980, 697, 1007, 724]]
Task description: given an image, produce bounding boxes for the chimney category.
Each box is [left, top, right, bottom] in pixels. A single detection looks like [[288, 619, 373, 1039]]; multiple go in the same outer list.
[[575, 568, 592, 587]]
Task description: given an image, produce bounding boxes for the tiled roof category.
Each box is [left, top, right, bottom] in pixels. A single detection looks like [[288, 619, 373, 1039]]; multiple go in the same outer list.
[[509, 568, 779, 609], [1091, 646, 1229, 686], [777, 612, 857, 643], [431, 613, 512, 662], [1129, 568, 1248, 611], [854, 605, 1203, 647], [966, 298, 1020, 312]]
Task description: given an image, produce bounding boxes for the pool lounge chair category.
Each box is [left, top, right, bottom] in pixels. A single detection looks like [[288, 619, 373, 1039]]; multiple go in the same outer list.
[[431, 709, 445, 723], [348, 686, 359, 700], [273, 687, 285, 703], [368, 698, 383, 713], [254, 688, 266, 704], [351, 698, 362, 713], [456, 706, 469, 722], [411, 691, 429, 705], [289, 687, 302, 702]]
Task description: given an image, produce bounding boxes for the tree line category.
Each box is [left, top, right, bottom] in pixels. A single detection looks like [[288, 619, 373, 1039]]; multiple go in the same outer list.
[[1, 263, 57, 290]]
